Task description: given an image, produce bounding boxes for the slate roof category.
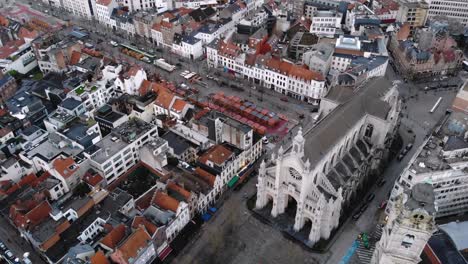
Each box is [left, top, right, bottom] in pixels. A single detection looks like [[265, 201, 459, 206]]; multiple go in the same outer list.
[[303, 77, 392, 166]]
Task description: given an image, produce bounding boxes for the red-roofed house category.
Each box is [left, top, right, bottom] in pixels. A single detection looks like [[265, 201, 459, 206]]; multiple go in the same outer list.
[[100, 224, 128, 252], [50, 157, 81, 193], [90, 250, 110, 264], [153, 88, 193, 120], [206, 39, 326, 104], [145, 190, 190, 241], [110, 227, 156, 264], [114, 66, 147, 95]]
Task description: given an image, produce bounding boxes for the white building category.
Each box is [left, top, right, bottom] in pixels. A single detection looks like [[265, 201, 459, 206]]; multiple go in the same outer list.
[[310, 10, 342, 36], [171, 34, 204, 60], [126, 0, 167, 12], [84, 118, 158, 184], [388, 111, 468, 218], [0, 158, 26, 183], [428, 0, 468, 27], [114, 66, 147, 95], [62, 0, 95, 18], [372, 183, 436, 264], [206, 40, 327, 104], [0, 42, 37, 75], [256, 77, 400, 245], [172, 0, 217, 9], [95, 0, 118, 27]]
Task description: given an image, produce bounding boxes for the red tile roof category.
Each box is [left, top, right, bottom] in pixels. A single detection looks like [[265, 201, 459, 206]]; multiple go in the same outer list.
[[0, 127, 12, 137], [18, 27, 39, 40], [152, 191, 180, 213], [110, 227, 152, 264], [167, 182, 191, 201], [96, 0, 113, 6], [90, 250, 110, 264], [397, 24, 411, 41], [219, 40, 241, 58], [0, 16, 8, 27], [155, 89, 175, 109], [132, 216, 158, 236], [0, 39, 25, 59], [198, 145, 233, 166], [265, 57, 324, 81], [83, 171, 104, 187], [194, 167, 216, 187], [12, 200, 52, 229], [70, 51, 81, 65], [53, 157, 78, 179], [100, 224, 127, 249], [171, 99, 186, 113]]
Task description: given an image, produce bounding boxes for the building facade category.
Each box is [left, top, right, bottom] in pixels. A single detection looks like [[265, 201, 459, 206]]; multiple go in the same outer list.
[[256, 78, 401, 246], [372, 183, 436, 264]]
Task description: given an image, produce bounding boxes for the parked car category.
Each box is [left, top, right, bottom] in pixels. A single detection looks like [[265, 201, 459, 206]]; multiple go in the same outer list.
[[0, 242, 6, 251], [175, 62, 182, 67], [360, 203, 368, 213], [5, 250, 14, 260], [280, 97, 288, 102], [377, 179, 386, 187], [397, 153, 404, 161], [110, 41, 119, 47], [405, 143, 413, 151], [366, 193, 375, 202], [352, 212, 362, 220]]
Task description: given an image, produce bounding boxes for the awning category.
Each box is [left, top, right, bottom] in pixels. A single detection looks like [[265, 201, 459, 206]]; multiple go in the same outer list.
[[202, 213, 212, 222], [158, 245, 173, 261], [227, 176, 239, 188]]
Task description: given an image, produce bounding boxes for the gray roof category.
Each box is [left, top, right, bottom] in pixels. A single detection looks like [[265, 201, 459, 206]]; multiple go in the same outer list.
[[439, 221, 468, 251], [443, 136, 468, 151], [162, 131, 191, 156], [303, 77, 392, 166], [405, 183, 436, 214], [60, 98, 82, 111]]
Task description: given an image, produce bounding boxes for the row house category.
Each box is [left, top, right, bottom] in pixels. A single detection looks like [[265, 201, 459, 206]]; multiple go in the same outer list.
[[153, 86, 194, 121], [207, 40, 327, 104], [32, 33, 82, 73], [172, 33, 204, 59], [95, 0, 119, 27], [152, 20, 183, 48], [114, 66, 147, 95]]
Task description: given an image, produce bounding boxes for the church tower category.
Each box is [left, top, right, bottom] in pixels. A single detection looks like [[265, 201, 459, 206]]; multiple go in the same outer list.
[[292, 127, 304, 158], [371, 183, 436, 264]]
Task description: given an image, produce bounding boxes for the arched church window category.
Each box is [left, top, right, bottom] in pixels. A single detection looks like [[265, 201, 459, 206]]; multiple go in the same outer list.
[[289, 167, 302, 180]]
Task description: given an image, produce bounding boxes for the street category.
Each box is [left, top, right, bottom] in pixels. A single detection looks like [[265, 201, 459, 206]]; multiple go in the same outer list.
[[2, 1, 465, 263]]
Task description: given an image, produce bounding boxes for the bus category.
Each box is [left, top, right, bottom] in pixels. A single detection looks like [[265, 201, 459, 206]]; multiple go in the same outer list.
[[119, 43, 157, 61], [154, 58, 176, 72], [430, 97, 442, 113]]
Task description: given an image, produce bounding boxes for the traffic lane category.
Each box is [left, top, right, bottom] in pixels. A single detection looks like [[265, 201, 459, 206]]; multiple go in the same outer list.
[[0, 216, 44, 264]]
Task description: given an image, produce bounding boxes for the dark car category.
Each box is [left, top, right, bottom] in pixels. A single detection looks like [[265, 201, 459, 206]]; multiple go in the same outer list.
[[360, 204, 368, 213], [397, 153, 404, 161], [377, 179, 386, 187], [405, 143, 413, 151], [280, 97, 289, 102], [366, 193, 375, 202], [352, 212, 362, 220], [175, 63, 182, 67]]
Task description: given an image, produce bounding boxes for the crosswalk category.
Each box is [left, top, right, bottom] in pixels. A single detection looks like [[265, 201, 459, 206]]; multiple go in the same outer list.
[[355, 225, 383, 264]]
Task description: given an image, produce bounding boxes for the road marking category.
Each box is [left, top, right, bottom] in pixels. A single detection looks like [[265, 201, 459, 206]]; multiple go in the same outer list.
[[339, 240, 359, 264]]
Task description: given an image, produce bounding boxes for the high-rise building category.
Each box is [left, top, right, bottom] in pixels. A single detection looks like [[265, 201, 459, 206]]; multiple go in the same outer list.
[[372, 183, 436, 264], [428, 0, 468, 27]]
